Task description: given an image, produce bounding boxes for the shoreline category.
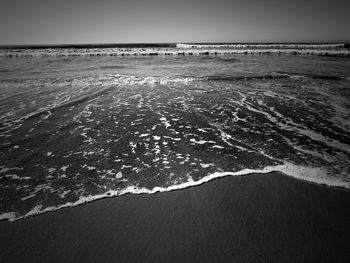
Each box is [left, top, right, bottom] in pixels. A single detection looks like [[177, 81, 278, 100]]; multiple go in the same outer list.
[[2, 163, 349, 222], [0, 172, 349, 262]]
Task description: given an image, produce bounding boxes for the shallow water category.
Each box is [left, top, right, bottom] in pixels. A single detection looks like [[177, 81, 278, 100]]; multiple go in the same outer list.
[[1, 52, 350, 220]]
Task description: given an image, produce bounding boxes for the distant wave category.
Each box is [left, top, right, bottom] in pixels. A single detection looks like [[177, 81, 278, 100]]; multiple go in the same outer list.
[[205, 74, 291, 81], [274, 71, 346, 81], [0, 44, 349, 57], [176, 43, 345, 49]]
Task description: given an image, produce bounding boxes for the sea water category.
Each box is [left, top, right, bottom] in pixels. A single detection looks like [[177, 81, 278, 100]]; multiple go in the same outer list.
[[0, 45, 349, 221]]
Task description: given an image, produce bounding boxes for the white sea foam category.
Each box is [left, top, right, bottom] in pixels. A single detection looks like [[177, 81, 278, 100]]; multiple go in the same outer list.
[[1, 161, 348, 222], [0, 212, 17, 221], [61, 165, 70, 172], [0, 166, 23, 173], [212, 145, 225, 149], [21, 194, 36, 201], [200, 163, 214, 168], [5, 174, 30, 180], [190, 138, 216, 144]]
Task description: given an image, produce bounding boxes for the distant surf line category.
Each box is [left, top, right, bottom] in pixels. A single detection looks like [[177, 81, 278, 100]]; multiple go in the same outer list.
[[0, 43, 346, 50], [1, 47, 349, 58]]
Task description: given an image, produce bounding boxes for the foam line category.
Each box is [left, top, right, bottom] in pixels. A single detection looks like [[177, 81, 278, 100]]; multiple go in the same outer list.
[[176, 43, 345, 49], [1, 46, 349, 57], [1, 162, 348, 222]]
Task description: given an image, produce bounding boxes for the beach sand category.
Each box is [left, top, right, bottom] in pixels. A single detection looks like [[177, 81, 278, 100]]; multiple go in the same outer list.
[[0, 172, 349, 263]]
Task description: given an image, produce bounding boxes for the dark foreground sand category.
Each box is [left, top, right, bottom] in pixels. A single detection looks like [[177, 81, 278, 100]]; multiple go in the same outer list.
[[0, 172, 349, 263]]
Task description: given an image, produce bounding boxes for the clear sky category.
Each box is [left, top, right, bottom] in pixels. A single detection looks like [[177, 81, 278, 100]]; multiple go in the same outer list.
[[1, 0, 349, 45]]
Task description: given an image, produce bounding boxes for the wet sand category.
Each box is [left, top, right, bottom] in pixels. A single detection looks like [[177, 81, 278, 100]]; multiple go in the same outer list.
[[0, 172, 349, 263]]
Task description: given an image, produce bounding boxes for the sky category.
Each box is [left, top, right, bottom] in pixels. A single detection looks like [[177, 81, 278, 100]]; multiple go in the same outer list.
[[1, 0, 349, 45]]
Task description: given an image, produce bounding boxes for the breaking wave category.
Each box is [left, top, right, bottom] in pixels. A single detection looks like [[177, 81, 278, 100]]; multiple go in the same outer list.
[[176, 43, 345, 49], [0, 43, 349, 57]]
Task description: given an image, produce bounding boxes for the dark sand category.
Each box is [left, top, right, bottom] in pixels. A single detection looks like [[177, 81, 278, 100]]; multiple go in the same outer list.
[[0, 172, 349, 263]]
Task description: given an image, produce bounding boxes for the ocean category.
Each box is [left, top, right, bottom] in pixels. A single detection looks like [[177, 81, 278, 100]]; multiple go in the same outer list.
[[0, 44, 349, 221]]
